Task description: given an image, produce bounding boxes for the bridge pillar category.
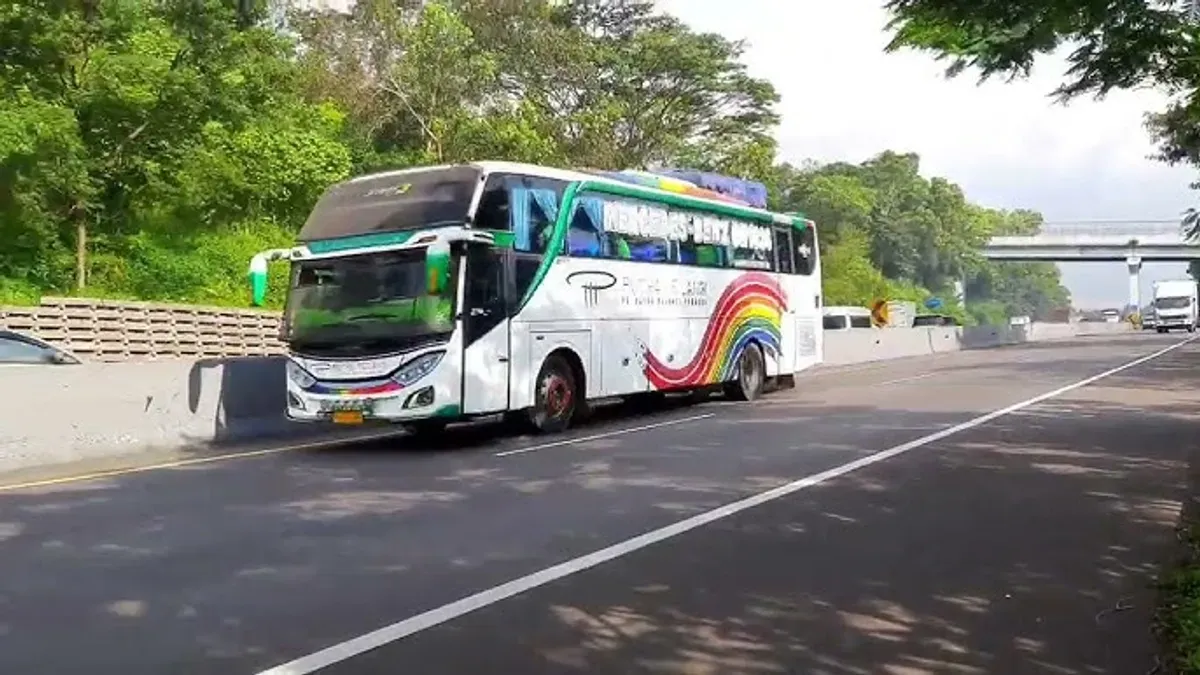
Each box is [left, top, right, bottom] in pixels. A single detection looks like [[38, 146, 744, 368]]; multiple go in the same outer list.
[[1127, 254, 1142, 312]]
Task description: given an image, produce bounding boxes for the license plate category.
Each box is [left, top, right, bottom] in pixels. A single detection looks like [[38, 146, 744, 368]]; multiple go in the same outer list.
[[332, 410, 364, 425], [321, 398, 372, 412]]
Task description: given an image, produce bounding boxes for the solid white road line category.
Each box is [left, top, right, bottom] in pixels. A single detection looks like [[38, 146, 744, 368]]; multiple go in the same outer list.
[[253, 335, 1197, 675], [494, 413, 714, 457], [875, 371, 941, 386]]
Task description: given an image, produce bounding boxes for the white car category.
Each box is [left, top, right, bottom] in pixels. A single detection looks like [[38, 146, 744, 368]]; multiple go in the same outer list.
[[0, 330, 81, 366]]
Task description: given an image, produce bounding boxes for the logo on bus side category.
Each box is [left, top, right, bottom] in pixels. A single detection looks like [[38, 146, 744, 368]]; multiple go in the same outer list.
[[566, 270, 618, 307]]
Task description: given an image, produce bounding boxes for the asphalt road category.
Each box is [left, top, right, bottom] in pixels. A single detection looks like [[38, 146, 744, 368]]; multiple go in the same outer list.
[[0, 333, 1196, 675]]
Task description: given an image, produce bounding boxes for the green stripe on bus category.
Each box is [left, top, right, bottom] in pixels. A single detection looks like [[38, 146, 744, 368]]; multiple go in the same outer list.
[[306, 231, 417, 254], [514, 179, 816, 312], [515, 181, 583, 312]]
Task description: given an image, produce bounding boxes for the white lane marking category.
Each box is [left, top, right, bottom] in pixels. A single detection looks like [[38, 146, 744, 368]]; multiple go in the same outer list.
[[253, 335, 1196, 675], [876, 371, 940, 386], [494, 413, 714, 457]]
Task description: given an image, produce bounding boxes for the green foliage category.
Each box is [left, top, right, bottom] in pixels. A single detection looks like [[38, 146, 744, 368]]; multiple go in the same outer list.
[[0, 0, 1067, 321], [882, 0, 1193, 102], [1156, 520, 1200, 675], [820, 230, 894, 306], [777, 153, 1070, 319], [882, 0, 1200, 243]]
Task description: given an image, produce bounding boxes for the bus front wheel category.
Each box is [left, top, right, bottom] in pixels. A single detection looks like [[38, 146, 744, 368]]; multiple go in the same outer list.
[[530, 354, 578, 433], [724, 343, 765, 402]]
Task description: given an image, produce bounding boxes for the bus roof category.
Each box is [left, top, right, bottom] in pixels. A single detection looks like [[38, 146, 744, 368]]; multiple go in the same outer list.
[[337, 161, 815, 232]]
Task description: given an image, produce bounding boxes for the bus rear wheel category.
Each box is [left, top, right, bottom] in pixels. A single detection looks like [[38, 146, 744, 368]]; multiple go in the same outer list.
[[530, 354, 578, 433], [724, 343, 765, 402]]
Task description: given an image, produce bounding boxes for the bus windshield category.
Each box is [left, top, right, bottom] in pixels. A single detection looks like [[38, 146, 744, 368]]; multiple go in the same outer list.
[[284, 249, 457, 355], [298, 166, 482, 243]]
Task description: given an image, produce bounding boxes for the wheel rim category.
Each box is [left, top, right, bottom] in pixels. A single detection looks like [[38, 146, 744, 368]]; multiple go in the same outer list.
[[739, 349, 761, 394], [540, 372, 574, 420]]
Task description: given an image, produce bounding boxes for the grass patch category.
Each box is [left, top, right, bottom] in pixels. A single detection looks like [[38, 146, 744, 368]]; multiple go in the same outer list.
[[1157, 518, 1200, 674]]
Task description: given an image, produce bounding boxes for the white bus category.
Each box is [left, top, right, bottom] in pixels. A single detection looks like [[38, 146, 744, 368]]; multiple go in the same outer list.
[[248, 161, 823, 435]]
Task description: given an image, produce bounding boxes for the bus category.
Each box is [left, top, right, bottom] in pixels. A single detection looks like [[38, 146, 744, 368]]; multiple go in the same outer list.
[[247, 161, 822, 436]]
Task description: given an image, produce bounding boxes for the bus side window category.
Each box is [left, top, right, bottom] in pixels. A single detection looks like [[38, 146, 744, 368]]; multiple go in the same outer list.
[[512, 257, 540, 309], [465, 248, 504, 309], [794, 224, 816, 276], [525, 191, 556, 253], [474, 176, 510, 232], [567, 198, 604, 258], [694, 244, 725, 267], [501, 176, 566, 254], [606, 235, 632, 259], [622, 233, 670, 263], [774, 227, 794, 274]]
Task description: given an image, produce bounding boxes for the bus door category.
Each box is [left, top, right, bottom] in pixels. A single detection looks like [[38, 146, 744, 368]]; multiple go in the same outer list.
[[461, 245, 512, 415]]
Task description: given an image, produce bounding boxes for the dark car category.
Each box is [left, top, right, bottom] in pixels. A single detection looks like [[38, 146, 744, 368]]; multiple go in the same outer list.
[[912, 314, 960, 327], [0, 330, 81, 366]]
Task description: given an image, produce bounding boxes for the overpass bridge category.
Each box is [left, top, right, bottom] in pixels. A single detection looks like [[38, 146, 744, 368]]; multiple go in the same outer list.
[[982, 221, 1198, 310]]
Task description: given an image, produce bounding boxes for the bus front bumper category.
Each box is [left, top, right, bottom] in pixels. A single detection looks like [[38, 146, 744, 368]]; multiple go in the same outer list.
[[284, 355, 459, 425]]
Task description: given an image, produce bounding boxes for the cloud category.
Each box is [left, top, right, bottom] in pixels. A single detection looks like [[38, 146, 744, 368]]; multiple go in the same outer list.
[[655, 0, 1198, 307]]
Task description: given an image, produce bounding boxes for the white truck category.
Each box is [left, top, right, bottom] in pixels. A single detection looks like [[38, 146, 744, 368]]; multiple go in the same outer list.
[[1152, 279, 1198, 333]]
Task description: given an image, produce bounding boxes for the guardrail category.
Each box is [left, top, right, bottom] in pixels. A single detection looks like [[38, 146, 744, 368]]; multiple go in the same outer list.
[[1031, 222, 1185, 238], [821, 321, 1131, 365]]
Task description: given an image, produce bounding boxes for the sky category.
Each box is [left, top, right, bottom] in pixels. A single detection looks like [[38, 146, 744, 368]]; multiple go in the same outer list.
[[655, 0, 1199, 309]]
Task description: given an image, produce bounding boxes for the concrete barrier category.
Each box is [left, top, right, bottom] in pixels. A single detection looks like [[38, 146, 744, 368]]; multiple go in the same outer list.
[[0, 357, 382, 473], [0, 320, 1135, 474], [821, 320, 1132, 366]]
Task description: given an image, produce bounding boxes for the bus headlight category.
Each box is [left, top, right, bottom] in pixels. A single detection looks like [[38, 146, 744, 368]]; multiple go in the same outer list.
[[392, 351, 444, 386], [286, 360, 317, 389]]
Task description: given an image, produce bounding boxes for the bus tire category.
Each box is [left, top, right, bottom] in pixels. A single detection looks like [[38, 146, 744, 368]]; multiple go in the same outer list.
[[724, 343, 765, 402], [530, 353, 579, 433]]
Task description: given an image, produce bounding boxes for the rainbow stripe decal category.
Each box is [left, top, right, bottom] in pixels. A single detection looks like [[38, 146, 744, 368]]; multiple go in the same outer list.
[[641, 272, 787, 390], [308, 379, 404, 396]]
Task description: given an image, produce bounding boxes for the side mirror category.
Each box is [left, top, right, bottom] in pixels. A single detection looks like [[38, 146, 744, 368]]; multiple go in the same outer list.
[[249, 253, 270, 307], [425, 240, 451, 295], [247, 248, 292, 307]]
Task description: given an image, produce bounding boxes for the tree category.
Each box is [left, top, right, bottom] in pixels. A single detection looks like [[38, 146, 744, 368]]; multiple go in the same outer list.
[[0, 0, 1069, 318], [882, 0, 1200, 242], [882, 0, 1195, 101], [0, 0, 327, 292], [774, 152, 1070, 318]]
